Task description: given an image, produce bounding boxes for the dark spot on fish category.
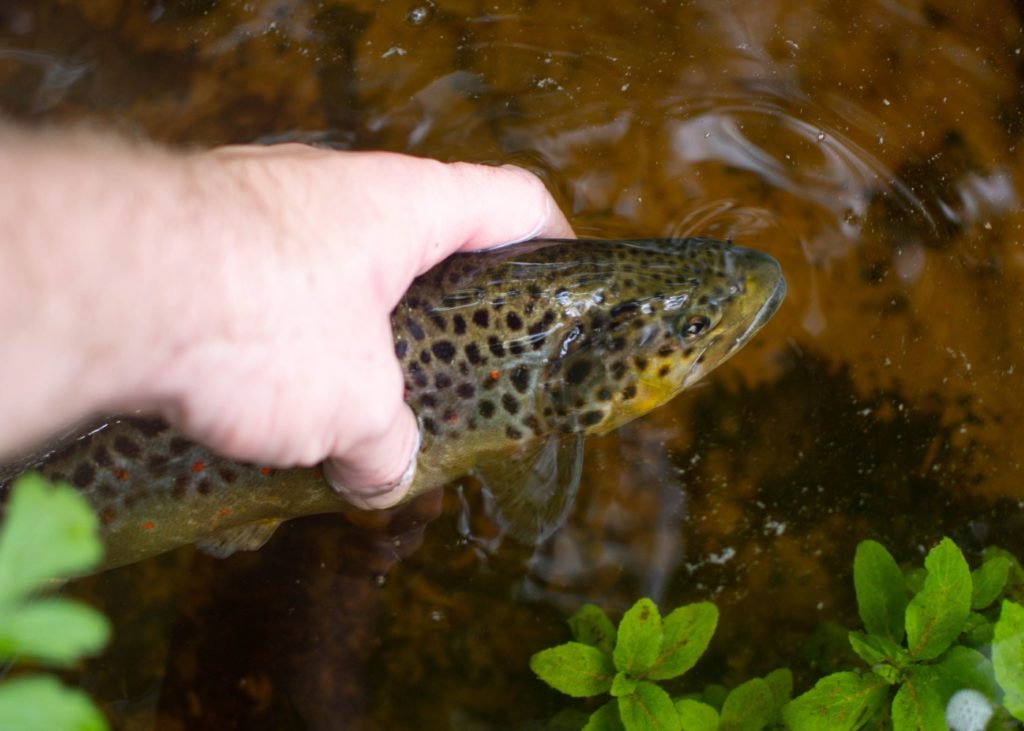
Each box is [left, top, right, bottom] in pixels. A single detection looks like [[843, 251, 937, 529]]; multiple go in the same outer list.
[[421, 394, 437, 409], [113, 435, 141, 458], [522, 414, 541, 434], [510, 365, 531, 393], [634, 356, 649, 372], [473, 309, 489, 328], [622, 384, 638, 400], [423, 417, 438, 435], [458, 361, 469, 376], [172, 476, 188, 500], [580, 410, 605, 427], [419, 351, 432, 364], [169, 437, 192, 456], [488, 336, 505, 357], [435, 373, 452, 389], [131, 418, 168, 437], [406, 318, 426, 341], [597, 387, 612, 401], [406, 296, 421, 310], [467, 418, 478, 431], [100, 507, 117, 525], [409, 362, 429, 388], [566, 359, 592, 386], [478, 400, 496, 418], [465, 343, 483, 364], [197, 479, 213, 496], [506, 312, 523, 330], [658, 365, 671, 378], [442, 408, 458, 424], [543, 310, 556, 325], [501, 393, 520, 415], [71, 463, 95, 489], [453, 314, 467, 335], [509, 341, 525, 356], [506, 426, 523, 440], [432, 341, 456, 362], [610, 336, 627, 352], [395, 340, 409, 359], [429, 312, 447, 331], [610, 361, 627, 380], [456, 382, 476, 399], [528, 284, 542, 298], [610, 300, 640, 319], [218, 467, 238, 484], [657, 345, 675, 358]]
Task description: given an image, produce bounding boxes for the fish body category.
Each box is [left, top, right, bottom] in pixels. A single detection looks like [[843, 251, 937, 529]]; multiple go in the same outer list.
[[0, 238, 785, 570]]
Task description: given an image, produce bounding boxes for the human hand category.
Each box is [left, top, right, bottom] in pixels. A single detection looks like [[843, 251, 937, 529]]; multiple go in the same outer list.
[[149, 146, 574, 508]]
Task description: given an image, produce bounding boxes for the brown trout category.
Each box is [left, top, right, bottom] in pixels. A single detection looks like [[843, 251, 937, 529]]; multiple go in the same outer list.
[[0, 238, 784, 571]]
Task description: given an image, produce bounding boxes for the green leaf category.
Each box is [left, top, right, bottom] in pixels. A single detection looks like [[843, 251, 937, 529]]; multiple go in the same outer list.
[[0, 675, 107, 731], [904, 568, 927, 597], [647, 602, 717, 681], [782, 672, 890, 731], [993, 599, 1024, 721], [571, 604, 617, 657], [585, 700, 626, 731], [719, 678, 773, 731], [971, 556, 1010, 610], [905, 538, 972, 660], [0, 598, 110, 665], [0, 475, 103, 605], [614, 599, 662, 676], [531, 642, 615, 697], [982, 547, 1024, 590], [618, 682, 679, 731], [673, 699, 718, 731], [927, 645, 997, 702], [550, 709, 591, 731], [854, 541, 908, 643], [763, 668, 793, 722], [701, 684, 729, 711], [959, 612, 995, 648], [891, 669, 946, 731], [848, 632, 906, 671], [612, 672, 640, 698]]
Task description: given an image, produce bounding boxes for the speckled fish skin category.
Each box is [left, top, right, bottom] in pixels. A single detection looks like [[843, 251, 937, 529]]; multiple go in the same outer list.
[[0, 238, 785, 571]]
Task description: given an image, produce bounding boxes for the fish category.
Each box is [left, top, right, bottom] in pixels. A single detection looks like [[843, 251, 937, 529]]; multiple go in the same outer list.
[[0, 237, 785, 571]]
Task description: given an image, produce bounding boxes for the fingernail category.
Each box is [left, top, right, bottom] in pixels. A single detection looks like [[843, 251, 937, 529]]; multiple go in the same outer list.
[[477, 166, 553, 250], [326, 430, 421, 510]]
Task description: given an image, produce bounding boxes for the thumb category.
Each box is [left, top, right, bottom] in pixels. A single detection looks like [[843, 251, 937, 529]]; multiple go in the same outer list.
[[323, 402, 421, 509]]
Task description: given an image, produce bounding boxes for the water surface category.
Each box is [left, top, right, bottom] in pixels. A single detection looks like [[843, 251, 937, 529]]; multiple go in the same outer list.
[[2, 1, 1023, 728]]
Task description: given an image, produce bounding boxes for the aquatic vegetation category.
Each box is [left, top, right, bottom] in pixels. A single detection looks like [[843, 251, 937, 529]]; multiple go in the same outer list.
[[531, 537, 1024, 731], [0, 475, 109, 731]]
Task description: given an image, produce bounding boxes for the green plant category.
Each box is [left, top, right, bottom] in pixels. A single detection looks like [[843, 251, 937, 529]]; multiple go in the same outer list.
[[530, 536, 1024, 731], [786, 537, 1024, 730], [530, 598, 791, 730], [0, 474, 110, 731]]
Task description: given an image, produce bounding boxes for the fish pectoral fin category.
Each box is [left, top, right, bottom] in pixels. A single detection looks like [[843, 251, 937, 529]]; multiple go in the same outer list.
[[474, 434, 584, 545], [196, 518, 284, 559]]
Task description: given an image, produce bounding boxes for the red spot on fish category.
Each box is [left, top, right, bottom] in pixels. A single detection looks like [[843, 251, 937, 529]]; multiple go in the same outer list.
[[143, 521, 155, 530], [218, 507, 231, 517], [115, 469, 129, 481], [489, 370, 500, 380], [260, 466, 274, 476], [192, 461, 205, 473]]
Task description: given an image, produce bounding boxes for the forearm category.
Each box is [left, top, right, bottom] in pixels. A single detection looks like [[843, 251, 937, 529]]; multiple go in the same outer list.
[[0, 128, 225, 456]]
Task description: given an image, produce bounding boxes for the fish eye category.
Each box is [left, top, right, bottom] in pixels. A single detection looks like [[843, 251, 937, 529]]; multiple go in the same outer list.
[[682, 314, 712, 338]]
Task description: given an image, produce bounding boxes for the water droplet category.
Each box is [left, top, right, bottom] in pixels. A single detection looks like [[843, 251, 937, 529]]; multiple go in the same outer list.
[[407, 5, 433, 25], [429, 610, 445, 622], [372, 573, 387, 588]]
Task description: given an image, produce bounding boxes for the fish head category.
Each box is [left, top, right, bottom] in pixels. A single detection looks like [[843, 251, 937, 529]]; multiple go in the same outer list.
[[541, 237, 785, 435]]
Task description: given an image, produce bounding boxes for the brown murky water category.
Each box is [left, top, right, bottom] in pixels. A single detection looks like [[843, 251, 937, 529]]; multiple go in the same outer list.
[[3, 0, 1024, 728]]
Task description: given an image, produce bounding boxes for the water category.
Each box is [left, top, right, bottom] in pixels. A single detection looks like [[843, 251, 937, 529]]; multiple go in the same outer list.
[[2, 0, 1024, 728]]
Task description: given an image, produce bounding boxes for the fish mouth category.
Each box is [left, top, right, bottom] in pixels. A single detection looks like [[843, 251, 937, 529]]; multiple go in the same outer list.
[[737, 263, 786, 348]]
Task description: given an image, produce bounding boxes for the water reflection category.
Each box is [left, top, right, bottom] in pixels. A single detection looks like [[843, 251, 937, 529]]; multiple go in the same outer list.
[[3, 0, 1024, 727]]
